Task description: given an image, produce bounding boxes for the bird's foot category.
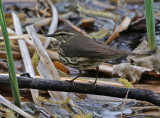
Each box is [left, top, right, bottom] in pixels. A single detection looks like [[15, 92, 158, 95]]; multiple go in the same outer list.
[[20, 72, 32, 78], [89, 80, 97, 88], [66, 79, 76, 88]]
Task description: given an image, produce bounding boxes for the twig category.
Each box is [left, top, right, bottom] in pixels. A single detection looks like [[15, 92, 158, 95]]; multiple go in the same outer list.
[[59, 17, 88, 36], [29, 8, 51, 17], [0, 75, 160, 106], [121, 89, 130, 118]]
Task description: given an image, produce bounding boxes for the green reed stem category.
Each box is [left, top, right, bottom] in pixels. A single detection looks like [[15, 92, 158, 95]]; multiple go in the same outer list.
[[0, 0, 21, 108], [144, 0, 156, 50]]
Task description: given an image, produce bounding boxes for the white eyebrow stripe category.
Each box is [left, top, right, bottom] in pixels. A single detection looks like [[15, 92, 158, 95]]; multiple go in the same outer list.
[[55, 31, 74, 35]]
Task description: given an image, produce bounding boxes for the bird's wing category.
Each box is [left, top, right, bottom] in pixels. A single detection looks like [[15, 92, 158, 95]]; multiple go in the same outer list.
[[60, 35, 127, 58]]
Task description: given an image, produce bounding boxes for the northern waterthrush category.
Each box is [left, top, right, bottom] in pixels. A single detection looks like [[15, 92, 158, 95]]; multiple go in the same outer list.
[[46, 29, 143, 84]]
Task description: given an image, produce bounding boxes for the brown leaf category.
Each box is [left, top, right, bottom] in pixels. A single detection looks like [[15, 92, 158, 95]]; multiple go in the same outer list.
[[105, 16, 131, 44], [53, 61, 70, 75]]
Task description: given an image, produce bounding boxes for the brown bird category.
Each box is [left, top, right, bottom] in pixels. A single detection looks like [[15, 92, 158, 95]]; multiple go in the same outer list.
[[45, 29, 146, 84]]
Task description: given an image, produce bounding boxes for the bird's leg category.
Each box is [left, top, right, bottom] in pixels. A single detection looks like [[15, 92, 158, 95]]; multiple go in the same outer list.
[[94, 67, 99, 84], [89, 67, 99, 86], [67, 70, 82, 83]]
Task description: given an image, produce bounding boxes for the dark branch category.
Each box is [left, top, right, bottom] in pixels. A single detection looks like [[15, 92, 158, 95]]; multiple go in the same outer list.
[[0, 75, 160, 106]]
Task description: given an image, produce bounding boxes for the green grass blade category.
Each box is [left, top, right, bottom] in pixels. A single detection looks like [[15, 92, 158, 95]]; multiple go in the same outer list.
[[0, 0, 21, 107], [144, 0, 156, 50]]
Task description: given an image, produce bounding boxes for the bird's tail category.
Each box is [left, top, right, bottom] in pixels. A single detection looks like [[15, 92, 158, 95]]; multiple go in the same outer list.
[[126, 49, 156, 56]]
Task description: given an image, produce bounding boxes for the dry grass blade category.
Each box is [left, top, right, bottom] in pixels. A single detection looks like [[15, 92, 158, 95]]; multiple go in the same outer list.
[[105, 16, 131, 44], [0, 34, 54, 43], [26, 25, 65, 100], [0, 27, 15, 35], [12, 12, 41, 106], [33, 18, 52, 28], [0, 35, 28, 40], [43, 0, 58, 48], [59, 17, 88, 36], [78, 4, 117, 20], [0, 95, 34, 118]]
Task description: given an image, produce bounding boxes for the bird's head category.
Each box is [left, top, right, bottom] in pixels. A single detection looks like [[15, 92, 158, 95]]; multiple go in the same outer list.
[[45, 29, 75, 44]]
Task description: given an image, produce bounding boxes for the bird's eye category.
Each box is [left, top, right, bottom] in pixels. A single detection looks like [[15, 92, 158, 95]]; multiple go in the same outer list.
[[59, 33, 64, 36]]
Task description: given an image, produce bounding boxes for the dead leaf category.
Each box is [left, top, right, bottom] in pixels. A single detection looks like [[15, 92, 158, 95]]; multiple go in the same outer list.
[[113, 63, 152, 82], [53, 61, 70, 75], [105, 16, 131, 44], [127, 40, 160, 72]]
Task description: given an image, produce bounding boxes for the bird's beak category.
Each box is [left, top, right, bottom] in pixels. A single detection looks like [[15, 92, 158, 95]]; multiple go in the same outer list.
[[44, 34, 55, 37]]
